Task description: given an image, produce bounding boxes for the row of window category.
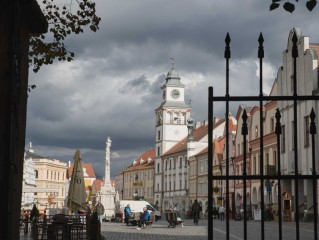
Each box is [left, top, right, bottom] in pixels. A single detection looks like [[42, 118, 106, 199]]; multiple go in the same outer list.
[[35, 169, 65, 181], [34, 187, 64, 197], [249, 116, 310, 153], [156, 112, 187, 126], [123, 171, 153, 182], [159, 157, 188, 172], [160, 179, 188, 191], [123, 187, 153, 198]]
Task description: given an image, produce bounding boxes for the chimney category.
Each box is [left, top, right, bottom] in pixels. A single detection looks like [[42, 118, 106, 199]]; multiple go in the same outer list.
[[213, 117, 219, 124], [68, 161, 71, 167]]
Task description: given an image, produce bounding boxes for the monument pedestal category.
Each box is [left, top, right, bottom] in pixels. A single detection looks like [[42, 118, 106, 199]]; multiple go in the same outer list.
[[99, 182, 116, 220]]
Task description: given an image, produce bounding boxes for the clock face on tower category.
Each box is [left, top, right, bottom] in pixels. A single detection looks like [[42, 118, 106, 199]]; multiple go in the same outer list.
[[171, 89, 180, 99]]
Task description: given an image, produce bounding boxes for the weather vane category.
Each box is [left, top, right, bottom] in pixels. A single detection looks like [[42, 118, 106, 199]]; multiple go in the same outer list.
[[170, 57, 175, 68]]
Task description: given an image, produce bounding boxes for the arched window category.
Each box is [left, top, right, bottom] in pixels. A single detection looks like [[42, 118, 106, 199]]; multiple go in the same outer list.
[[35, 170, 38, 179], [173, 112, 178, 124], [157, 112, 163, 125], [181, 112, 186, 124], [166, 112, 172, 124]]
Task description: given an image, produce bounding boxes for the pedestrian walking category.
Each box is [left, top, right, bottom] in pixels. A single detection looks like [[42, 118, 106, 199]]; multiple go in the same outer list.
[[219, 205, 225, 221], [95, 201, 105, 223], [124, 204, 132, 226], [192, 200, 201, 225]]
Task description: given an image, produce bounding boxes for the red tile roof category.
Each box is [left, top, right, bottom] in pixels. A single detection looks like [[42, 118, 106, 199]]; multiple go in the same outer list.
[[162, 124, 209, 156], [92, 179, 103, 192], [196, 146, 208, 156], [67, 163, 97, 179], [123, 149, 155, 172]]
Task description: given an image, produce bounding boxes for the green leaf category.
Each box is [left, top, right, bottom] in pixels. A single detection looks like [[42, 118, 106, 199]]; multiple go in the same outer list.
[[306, 0, 317, 11], [283, 2, 295, 12], [270, 2, 280, 10]]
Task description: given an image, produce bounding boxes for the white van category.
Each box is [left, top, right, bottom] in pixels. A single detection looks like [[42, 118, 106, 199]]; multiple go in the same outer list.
[[116, 200, 161, 221]]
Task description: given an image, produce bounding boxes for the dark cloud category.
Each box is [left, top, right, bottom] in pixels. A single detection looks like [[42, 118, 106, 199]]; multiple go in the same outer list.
[[119, 75, 150, 94], [26, 0, 319, 178]]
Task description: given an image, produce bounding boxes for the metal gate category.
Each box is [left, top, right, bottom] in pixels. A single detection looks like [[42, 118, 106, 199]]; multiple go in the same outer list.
[[208, 31, 319, 240]]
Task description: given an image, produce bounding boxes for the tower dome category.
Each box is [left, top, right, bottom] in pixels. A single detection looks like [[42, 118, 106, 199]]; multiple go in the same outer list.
[[167, 68, 180, 79], [166, 68, 182, 85]]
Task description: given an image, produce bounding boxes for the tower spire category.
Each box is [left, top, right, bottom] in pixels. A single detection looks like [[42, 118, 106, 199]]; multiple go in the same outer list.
[[170, 57, 175, 68]]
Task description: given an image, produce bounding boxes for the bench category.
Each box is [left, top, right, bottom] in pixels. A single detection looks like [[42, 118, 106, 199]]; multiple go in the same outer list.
[[128, 212, 141, 226], [165, 212, 184, 228]]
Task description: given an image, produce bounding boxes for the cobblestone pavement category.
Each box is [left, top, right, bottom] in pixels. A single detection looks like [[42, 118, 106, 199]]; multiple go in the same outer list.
[[20, 219, 318, 239], [101, 219, 318, 240]]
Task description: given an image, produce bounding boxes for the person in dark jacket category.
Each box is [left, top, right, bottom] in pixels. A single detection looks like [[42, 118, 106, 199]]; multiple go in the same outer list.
[[136, 207, 150, 230], [124, 204, 132, 226], [192, 200, 201, 225]]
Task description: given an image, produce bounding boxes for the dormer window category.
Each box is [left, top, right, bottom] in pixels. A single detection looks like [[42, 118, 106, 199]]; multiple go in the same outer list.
[[83, 168, 88, 177]]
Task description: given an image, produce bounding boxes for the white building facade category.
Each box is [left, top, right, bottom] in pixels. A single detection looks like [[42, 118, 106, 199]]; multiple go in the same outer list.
[[277, 28, 319, 219], [21, 146, 36, 209], [154, 67, 191, 211]]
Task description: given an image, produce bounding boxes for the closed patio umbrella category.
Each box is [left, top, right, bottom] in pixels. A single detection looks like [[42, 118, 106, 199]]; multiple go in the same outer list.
[[67, 149, 86, 212]]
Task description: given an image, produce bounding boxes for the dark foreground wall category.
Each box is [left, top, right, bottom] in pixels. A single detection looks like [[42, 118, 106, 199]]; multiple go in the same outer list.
[[0, 1, 47, 239]]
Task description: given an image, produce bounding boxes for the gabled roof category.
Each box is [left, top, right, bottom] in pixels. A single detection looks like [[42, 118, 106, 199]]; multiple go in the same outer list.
[[195, 127, 227, 158], [25, 150, 46, 159], [67, 163, 97, 179], [123, 149, 155, 172], [215, 137, 225, 154]]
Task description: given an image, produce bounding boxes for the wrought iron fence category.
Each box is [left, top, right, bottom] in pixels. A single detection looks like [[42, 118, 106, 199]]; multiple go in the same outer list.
[[208, 32, 319, 240]]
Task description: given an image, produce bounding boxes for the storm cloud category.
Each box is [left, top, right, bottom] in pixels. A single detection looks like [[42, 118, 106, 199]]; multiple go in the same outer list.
[[26, 0, 319, 178]]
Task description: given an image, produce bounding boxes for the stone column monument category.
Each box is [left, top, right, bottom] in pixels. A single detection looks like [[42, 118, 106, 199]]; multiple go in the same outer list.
[[99, 137, 116, 220]]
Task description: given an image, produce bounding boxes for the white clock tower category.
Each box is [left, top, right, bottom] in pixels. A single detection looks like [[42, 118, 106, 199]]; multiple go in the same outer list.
[[154, 66, 191, 211]]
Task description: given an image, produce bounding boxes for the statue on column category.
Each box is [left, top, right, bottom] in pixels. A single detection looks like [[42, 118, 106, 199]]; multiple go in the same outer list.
[[99, 137, 116, 221]]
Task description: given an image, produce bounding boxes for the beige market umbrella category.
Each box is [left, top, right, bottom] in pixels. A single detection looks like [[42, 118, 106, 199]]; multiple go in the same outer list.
[[67, 149, 86, 212]]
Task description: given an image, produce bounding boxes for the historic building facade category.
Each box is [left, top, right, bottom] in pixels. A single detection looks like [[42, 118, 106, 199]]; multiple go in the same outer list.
[[21, 144, 36, 209], [276, 28, 319, 219], [33, 155, 68, 210], [122, 149, 155, 204]]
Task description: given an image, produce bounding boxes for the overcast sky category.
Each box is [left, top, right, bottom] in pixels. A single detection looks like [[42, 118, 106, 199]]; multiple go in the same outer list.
[[26, 0, 319, 178]]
